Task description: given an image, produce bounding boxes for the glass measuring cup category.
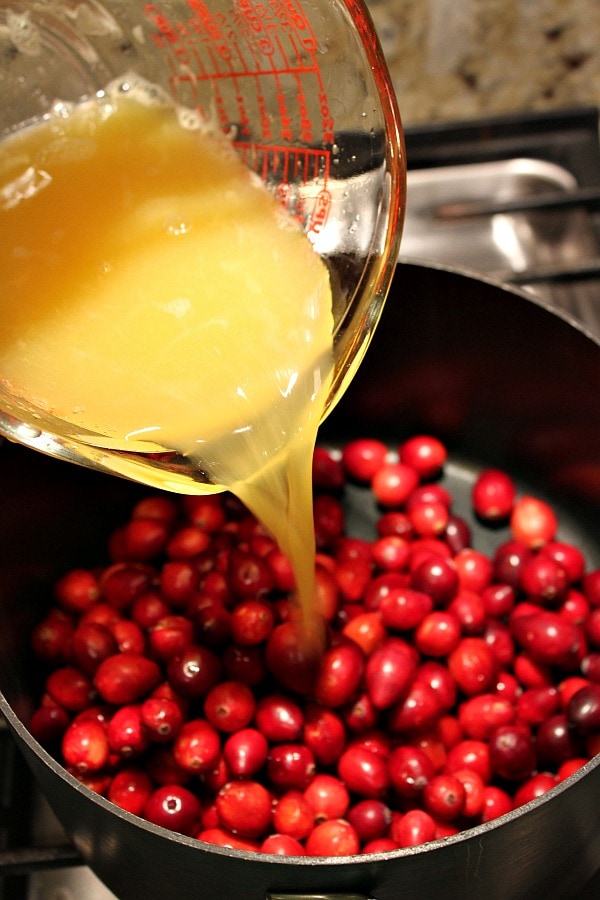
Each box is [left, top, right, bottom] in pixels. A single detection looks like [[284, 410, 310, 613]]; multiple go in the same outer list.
[[0, 0, 405, 493]]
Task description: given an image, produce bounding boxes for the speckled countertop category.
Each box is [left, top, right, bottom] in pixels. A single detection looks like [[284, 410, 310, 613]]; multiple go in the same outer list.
[[366, 0, 600, 127]]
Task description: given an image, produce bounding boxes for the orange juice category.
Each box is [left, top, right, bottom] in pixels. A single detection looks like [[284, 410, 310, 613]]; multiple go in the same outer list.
[[0, 82, 333, 639]]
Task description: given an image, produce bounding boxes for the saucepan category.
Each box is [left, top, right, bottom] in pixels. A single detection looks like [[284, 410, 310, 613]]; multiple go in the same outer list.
[[1, 262, 599, 899]]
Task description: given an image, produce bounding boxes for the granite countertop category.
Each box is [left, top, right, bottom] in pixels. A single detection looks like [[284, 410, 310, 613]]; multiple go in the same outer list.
[[366, 0, 600, 127]]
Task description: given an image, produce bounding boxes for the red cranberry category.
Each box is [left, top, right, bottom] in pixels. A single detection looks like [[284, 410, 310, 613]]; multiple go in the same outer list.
[[72, 623, 118, 676], [223, 728, 269, 777], [444, 515, 472, 554], [471, 469, 516, 522], [342, 611, 387, 656], [510, 611, 583, 667], [448, 638, 497, 696], [414, 611, 461, 657], [265, 622, 319, 696], [303, 773, 350, 820], [371, 462, 419, 508], [313, 640, 365, 708], [387, 745, 434, 798], [493, 540, 534, 589], [216, 780, 273, 839], [272, 790, 314, 840], [61, 719, 109, 773], [305, 818, 360, 856], [410, 556, 458, 605], [479, 785, 512, 823], [379, 587, 432, 631], [513, 772, 557, 808], [54, 569, 100, 614], [94, 653, 160, 705], [566, 683, 600, 736], [337, 745, 390, 799], [394, 808, 436, 848], [488, 723, 536, 781], [342, 438, 388, 482], [143, 785, 201, 836], [204, 680, 256, 733], [458, 693, 515, 740], [267, 743, 316, 791], [46, 666, 95, 712], [108, 766, 153, 816], [140, 696, 183, 743], [303, 705, 346, 766], [255, 694, 304, 743], [107, 704, 148, 758], [173, 719, 221, 773], [364, 638, 417, 709], [423, 773, 466, 820], [399, 434, 447, 480], [510, 496, 557, 548], [166, 645, 222, 699]]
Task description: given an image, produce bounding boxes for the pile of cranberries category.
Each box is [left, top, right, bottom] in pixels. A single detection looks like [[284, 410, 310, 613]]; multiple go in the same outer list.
[[28, 435, 600, 858]]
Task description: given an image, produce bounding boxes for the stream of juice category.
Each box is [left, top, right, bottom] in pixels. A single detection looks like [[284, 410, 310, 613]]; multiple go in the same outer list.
[[0, 80, 334, 642]]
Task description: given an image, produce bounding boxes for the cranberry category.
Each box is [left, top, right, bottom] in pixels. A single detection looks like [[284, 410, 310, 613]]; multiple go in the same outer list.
[[143, 785, 201, 836], [345, 800, 390, 843], [510, 496, 557, 548], [452, 768, 485, 817], [94, 653, 160, 705], [140, 696, 183, 743], [31, 615, 74, 665], [479, 785, 513, 823], [166, 645, 222, 699], [364, 638, 417, 709], [173, 719, 220, 773], [371, 535, 410, 572], [371, 462, 419, 508], [379, 587, 432, 631], [314, 494, 345, 547], [222, 728, 269, 777], [566, 683, 600, 736], [267, 743, 316, 791], [448, 638, 497, 696], [272, 790, 314, 840], [313, 640, 364, 708], [197, 827, 259, 852], [29, 704, 70, 746], [444, 515, 472, 554], [414, 611, 461, 657], [387, 679, 441, 735], [101, 564, 153, 611], [255, 694, 304, 743], [123, 517, 169, 561], [72, 623, 118, 676], [516, 686, 559, 725], [520, 555, 568, 605], [312, 446, 345, 490], [493, 540, 534, 589], [399, 434, 447, 480], [458, 694, 515, 740], [410, 556, 458, 605], [445, 739, 491, 783], [423, 773, 466, 820], [46, 666, 95, 712], [489, 723, 536, 781], [394, 808, 436, 848], [387, 745, 434, 798], [342, 611, 387, 656], [448, 590, 487, 635], [408, 500, 449, 538], [337, 745, 390, 799], [204, 680, 256, 733], [261, 834, 306, 856], [513, 772, 557, 808], [265, 622, 319, 696], [377, 510, 414, 539], [107, 705, 148, 758], [132, 495, 177, 524], [305, 818, 360, 856], [510, 611, 583, 667], [108, 766, 153, 816], [216, 780, 272, 839], [303, 705, 346, 766], [149, 615, 194, 661], [61, 719, 109, 772], [54, 569, 100, 614], [303, 773, 350, 820], [341, 438, 388, 482], [471, 469, 516, 522], [223, 644, 266, 687]]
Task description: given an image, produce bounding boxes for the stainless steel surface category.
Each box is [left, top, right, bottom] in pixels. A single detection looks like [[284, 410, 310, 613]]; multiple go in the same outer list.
[[401, 156, 600, 336], [401, 157, 599, 278]]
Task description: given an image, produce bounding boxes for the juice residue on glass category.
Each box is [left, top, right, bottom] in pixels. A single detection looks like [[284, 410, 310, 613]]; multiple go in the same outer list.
[[0, 79, 334, 646]]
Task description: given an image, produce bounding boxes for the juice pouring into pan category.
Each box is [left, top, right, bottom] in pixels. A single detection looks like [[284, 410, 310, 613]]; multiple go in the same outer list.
[[0, 0, 405, 645]]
